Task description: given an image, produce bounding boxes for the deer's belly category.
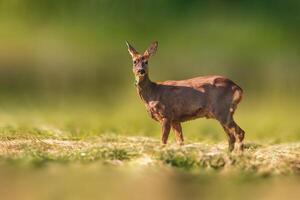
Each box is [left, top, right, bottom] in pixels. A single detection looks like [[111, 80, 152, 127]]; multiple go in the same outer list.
[[145, 101, 208, 122], [174, 107, 208, 122]]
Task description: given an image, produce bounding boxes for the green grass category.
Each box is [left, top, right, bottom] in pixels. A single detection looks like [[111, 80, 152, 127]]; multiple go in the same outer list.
[[0, 95, 299, 141], [1, 162, 300, 200], [0, 97, 299, 200], [0, 97, 299, 171]]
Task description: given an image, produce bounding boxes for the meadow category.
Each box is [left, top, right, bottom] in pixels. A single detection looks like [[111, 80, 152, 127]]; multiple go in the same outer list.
[[0, 96, 300, 200]]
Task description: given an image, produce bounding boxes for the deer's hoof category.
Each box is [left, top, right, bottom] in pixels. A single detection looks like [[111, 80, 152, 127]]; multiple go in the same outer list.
[[177, 141, 184, 146], [228, 143, 235, 152], [160, 142, 167, 147], [230, 142, 244, 154], [236, 143, 244, 152]]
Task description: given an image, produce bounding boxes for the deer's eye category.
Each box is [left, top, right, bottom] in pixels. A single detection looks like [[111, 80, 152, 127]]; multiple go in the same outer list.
[[133, 60, 137, 64], [144, 60, 148, 65]]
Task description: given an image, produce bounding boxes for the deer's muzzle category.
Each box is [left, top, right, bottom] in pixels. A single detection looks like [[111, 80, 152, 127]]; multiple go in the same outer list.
[[137, 69, 146, 76]]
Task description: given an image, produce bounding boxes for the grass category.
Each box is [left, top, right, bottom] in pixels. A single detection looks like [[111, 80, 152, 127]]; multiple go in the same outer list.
[[1, 135, 300, 175], [2, 161, 300, 200], [0, 95, 299, 141], [0, 96, 299, 172], [1, 135, 300, 200], [0, 97, 299, 200]]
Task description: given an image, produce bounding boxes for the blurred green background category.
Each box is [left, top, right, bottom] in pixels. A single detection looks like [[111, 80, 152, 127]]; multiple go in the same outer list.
[[0, 0, 299, 141]]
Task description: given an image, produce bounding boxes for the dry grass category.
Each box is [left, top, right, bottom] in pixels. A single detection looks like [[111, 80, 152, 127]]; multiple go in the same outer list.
[[1, 135, 300, 175]]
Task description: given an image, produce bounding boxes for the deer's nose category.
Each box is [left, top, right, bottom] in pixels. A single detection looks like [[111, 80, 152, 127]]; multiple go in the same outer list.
[[137, 69, 146, 75]]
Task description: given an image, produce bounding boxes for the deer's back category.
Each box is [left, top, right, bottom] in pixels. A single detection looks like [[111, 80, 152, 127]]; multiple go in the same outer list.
[[148, 75, 242, 122]]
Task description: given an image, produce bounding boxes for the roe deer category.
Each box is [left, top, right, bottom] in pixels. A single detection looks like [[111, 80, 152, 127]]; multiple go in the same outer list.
[[126, 41, 245, 151]]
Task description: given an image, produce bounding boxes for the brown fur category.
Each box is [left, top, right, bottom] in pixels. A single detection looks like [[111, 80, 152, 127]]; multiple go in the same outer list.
[[126, 41, 245, 151]]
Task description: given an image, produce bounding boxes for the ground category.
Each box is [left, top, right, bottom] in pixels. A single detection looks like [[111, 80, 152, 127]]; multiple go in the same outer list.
[[0, 98, 300, 200], [1, 135, 300, 200], [1, 135, 300, 174]]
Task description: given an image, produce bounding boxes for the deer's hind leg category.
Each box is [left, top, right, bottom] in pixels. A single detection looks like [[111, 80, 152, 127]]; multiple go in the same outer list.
[[221, 122, 236, 152], [232, 120, 245, 151], [221, 119, 245, 152], [171, 122, 184, 145], [217, 111, 245, 152]]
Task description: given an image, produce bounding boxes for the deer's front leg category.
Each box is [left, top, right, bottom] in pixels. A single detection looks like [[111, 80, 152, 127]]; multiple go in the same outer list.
[[161, 118, 171, 145], [171, 122, 184, 145]]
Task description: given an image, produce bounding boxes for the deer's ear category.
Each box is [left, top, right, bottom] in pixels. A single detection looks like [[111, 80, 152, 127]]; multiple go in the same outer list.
[[144, 41, 158, 58], [126, 41, 139, 58]]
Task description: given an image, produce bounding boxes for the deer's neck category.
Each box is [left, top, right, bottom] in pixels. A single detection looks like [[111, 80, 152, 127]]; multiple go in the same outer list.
[[136, 75, 157, 103]]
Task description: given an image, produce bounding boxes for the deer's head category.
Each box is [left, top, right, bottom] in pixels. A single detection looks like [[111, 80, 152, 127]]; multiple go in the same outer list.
[[126, 41, 158, 83]]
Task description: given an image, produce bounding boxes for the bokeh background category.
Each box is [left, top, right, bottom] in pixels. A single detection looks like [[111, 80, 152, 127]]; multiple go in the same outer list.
[[0, 0, 299, 141]]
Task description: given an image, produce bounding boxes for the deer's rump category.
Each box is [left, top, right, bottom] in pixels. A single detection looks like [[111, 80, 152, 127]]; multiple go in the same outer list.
[[151, 75, 243, 122]]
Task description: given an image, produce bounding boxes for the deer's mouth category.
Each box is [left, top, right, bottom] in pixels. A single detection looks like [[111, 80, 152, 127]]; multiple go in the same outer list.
[[135, 73, 146, 81], [137, 72, 146, 77], [135, 73, 146, 83]]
